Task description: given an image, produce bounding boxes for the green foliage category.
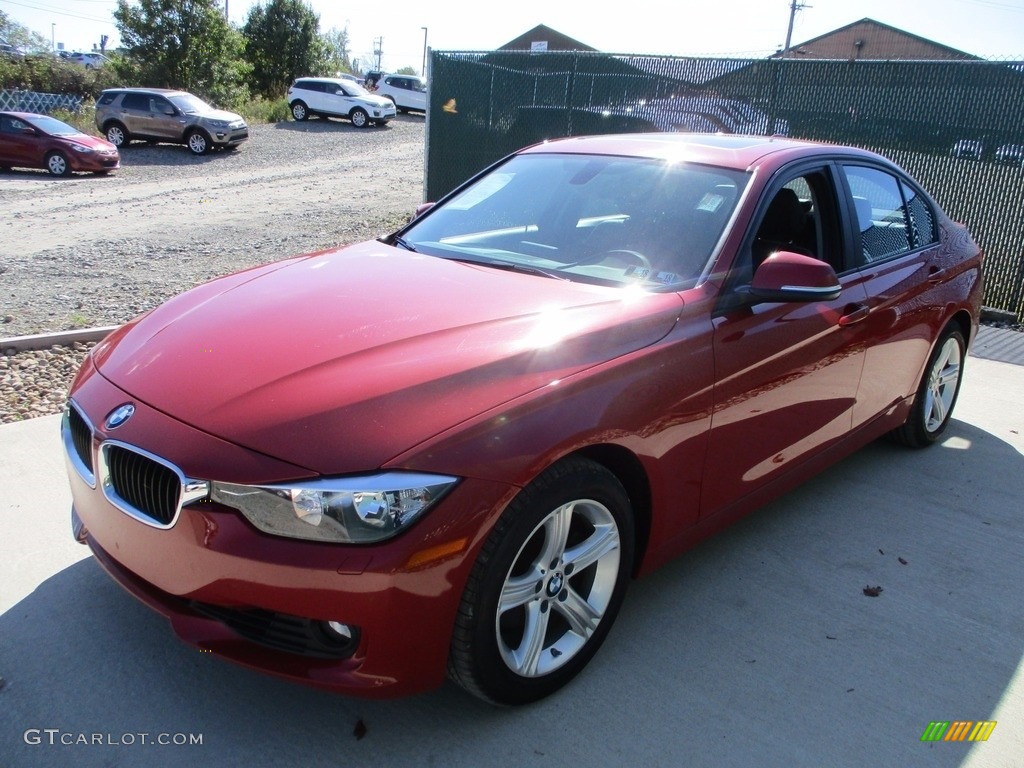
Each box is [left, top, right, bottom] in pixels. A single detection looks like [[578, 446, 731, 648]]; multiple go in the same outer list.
[[395, 66, 418, 76], [50, 107, 98, 134], [321, 26, 352, 76], [243, 0, 327, 98], [113, 0, 251, 106], [0, 54, 121, 99], [237, 95, 290, 123]]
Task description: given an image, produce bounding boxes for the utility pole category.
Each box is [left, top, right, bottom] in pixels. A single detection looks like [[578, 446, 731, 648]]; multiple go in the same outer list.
[[782, 0, 810, 57], [373, 37, 383, 71]]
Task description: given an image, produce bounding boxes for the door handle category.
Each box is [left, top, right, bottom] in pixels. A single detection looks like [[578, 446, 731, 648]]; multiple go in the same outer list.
[[927, 267, 947, 284], [838, 303, 870, 327]]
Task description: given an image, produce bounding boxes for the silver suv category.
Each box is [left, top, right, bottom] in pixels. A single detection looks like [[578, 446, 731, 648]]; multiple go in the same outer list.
[[95, 88, 248, 155]]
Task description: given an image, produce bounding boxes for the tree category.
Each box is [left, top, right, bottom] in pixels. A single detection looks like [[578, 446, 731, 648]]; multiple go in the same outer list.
[[321, 26, 353, 76], [113, 0, 250, 107], [243, 0, 327, 98], [0, 10, 52, 54]]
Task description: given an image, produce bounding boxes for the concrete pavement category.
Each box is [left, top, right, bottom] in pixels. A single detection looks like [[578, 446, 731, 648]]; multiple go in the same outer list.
[[0, 354, 1022, 767]]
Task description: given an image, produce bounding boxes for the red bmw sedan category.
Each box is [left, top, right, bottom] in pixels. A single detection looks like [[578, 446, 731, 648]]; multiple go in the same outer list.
[[62, 134, 983, 704], [0, 111, 120, 176]]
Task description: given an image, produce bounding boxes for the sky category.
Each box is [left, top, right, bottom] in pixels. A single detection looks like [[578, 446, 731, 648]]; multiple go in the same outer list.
[[2, 0, 1023, 74]]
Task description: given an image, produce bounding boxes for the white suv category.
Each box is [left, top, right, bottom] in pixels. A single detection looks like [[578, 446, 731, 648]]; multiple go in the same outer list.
[[373, 74, 427, 114], [287, 77, 397, 128]]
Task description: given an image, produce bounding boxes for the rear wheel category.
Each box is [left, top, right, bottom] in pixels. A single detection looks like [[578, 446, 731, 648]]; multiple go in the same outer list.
[[104, 122, 128, 148], [45, 151, 71, 177], [890, 327, 966, 447], [448, 457, 634, 705], [290, 101, 309, 121], [350, 108, 369, 128]]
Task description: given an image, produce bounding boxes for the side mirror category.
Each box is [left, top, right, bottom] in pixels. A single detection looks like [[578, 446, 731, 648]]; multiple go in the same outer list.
[[750, 251, 841, 303]]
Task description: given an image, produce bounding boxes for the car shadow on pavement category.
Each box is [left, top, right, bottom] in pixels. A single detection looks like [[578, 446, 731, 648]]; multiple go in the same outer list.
[[0, 168, 118, 182], [0, 418, 1019, 768], [113, 145, 245, 168]]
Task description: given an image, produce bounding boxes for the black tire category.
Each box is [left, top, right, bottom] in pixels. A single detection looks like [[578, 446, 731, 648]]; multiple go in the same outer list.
[[186, 129, 210, 155], [45, 151, 71, 177], [448, 457, 634, 705], [890, 327, 966, 448], [104, 122, 129, 148], [350, 108, 369, 128], [291, 101, 309, 121]]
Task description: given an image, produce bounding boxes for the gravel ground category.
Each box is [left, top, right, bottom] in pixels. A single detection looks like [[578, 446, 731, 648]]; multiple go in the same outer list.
[[0, 116, 425, 423]]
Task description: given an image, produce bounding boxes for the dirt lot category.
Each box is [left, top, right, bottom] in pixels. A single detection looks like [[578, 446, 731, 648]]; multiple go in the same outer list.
[[0, 115, 425, 336], [0, 115, 426, 421]]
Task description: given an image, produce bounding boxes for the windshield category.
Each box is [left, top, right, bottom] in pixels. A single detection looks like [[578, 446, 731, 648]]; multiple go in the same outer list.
[[341, 82, 372, 96], [28, 115, 81, 137], [169, 94, 213, 114], [400, 153, 748, 288]]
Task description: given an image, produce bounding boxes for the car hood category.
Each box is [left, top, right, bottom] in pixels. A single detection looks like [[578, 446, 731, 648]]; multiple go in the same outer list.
[[357, 94, 393, 109], [194, 108, 244, 123], [65, 133, 116, 151], [93, 241, 683, 474]]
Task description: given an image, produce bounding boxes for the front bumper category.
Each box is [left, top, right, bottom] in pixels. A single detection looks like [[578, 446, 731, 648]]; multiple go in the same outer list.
[[63, 369, 514, 698], [207, 125, 249, 147], [70, 150, 120, 173]]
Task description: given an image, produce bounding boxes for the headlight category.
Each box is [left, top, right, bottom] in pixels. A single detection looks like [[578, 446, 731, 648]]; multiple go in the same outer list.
[[210, 472, 458, 543], [71, 144, 94, 154], [207, 119, 229, 129]]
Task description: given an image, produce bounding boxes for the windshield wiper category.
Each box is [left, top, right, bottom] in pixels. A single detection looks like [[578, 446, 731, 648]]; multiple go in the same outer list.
[[391, 235, 417, 252], [445, 256, 568, 281]]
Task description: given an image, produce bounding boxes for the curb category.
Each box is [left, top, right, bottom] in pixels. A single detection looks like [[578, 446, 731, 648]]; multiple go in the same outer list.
[[0, 326, 118, 354]]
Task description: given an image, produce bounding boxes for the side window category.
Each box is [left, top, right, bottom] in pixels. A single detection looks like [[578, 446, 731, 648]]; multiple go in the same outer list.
[[902, 180, 937, 248], [751, 170, 842, 273], [841, 165, 912, 265], [97, 92, 116, 106], [122, 93, 148, 110], [150, 98, 172, 114]]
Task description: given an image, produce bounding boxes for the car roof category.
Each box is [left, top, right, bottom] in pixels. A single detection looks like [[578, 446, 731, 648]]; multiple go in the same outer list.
[[518, 132, 885, 171], [0, 111, 50, 120], [102, 87, 183, 96]]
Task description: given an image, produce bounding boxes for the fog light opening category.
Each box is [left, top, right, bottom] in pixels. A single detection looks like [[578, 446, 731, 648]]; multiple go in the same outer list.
[[324, 621, 354, 641]]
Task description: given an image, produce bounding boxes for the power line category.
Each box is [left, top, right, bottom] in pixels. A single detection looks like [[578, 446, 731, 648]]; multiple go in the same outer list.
[[1, 0, 114, 25]]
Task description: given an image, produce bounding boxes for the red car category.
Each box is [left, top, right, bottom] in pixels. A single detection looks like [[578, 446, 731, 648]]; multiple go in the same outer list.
[[62, 134, 983, 704], [0, 111, 120, 176]]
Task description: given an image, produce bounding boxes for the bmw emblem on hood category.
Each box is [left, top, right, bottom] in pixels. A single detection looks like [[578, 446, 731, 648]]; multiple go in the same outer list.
[[105, 403, 135, 429]]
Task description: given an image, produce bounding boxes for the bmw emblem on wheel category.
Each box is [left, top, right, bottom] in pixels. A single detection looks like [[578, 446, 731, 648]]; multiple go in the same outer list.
[[104, 403, 135, 429]]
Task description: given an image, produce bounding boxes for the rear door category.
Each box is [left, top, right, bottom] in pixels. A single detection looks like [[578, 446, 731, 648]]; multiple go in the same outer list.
[[118, 92, 152, 137], [838, 163, 952, 427]]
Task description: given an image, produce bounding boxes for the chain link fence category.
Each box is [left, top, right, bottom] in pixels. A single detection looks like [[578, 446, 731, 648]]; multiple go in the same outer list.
[[426, 51, 1024, 320]]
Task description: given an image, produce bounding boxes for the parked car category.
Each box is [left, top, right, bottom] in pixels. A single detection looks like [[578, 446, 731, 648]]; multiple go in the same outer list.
[[950, 139, 983, 160], [95, 88, 248, 155], [373, 74, 427, 113], [286, 77, 396, 128], [994, 143, 1024, 166], [0, 39, 24, 59], [67, 51, 109, 69], [63, 133, 982, 705], [0, 111, 119, 176]]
